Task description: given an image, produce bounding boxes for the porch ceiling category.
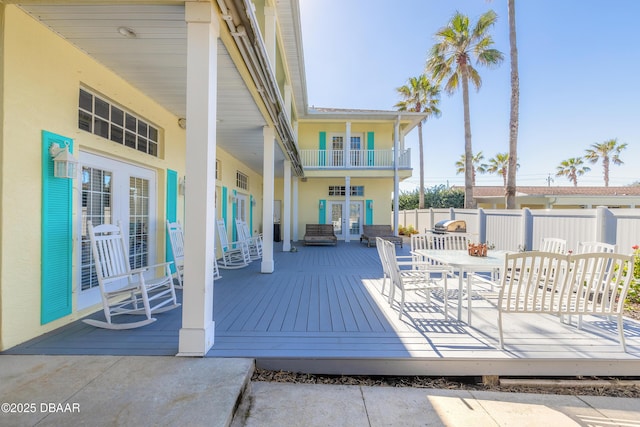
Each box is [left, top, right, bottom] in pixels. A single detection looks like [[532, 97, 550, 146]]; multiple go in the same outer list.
[[18, 2, 285, 175]]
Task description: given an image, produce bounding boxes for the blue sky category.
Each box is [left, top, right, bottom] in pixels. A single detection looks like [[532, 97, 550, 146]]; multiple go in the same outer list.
[[298, 0, 639, 191]]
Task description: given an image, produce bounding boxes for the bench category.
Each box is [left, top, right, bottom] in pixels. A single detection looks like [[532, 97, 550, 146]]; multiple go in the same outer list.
[[497, 251, 635, 352], [360, 225, 403, 248], [303, 224, 337, 246]]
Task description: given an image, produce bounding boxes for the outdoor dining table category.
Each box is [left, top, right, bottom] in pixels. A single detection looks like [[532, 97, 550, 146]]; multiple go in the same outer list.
[[413, 249, 510, 325]]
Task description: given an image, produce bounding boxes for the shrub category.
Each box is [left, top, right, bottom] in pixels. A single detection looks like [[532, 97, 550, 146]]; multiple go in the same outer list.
[[626, 245, 640, 305]]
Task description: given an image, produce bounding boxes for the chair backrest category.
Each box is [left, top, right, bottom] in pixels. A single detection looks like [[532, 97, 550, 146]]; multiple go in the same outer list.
[[540, 237, 567, 254], [375, 237, 389, 276], [565, 252, 634, 315], [88, 221, 131, 287], [381, 239, 401, 285], [216, 219, 231, 251], [499, 251, 570, 312], [410, 233, 431, 252], [166, 221, 185, 266], [235, 218, 247, 242], [577, 241, 616, 254], [431, 233, 469, 250]]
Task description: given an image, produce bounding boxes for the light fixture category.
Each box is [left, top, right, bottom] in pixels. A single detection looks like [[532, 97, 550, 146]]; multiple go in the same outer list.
[[117, 26, 137, 38], [319, 200, 324, 209], [49, 142, 78, 179], [179, 177, 186, 196], [368, 200, 374, 210], [178, 118, 186, 129], [229, 194, 237, 204], [251, 198, 256, 207]]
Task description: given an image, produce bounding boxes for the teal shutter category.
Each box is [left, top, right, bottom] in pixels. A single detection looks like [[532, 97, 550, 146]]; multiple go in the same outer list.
[[41, 131, 73, 324], [367, 131, 375, 166], [318, 200, 326, 224], [222, 186, 228, 225], [232, 190, 238, 240], [365, 199, 373, 225], [166, 169, 178, 272], [319, 132, 326, 166], [249, 195, 254, 234]]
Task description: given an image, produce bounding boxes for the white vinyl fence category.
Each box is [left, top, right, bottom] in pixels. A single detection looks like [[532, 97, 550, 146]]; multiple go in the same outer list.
[[396, 207, 640, 255]]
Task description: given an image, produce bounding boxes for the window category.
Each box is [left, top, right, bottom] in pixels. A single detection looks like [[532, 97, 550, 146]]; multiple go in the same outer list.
[[328, 186, 364, 196], [236, 171, 249, 190], [78, 88, 159, 157]]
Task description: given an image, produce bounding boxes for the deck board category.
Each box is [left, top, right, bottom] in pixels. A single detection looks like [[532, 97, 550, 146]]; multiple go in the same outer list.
[[4, 240, 640, 376]]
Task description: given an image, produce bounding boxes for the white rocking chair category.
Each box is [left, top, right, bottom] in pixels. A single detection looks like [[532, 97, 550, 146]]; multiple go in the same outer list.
[[167, 220, 222, 286], [166, 220, 185, 288], [84, 221, 180, 330], [216, 219, 251, 269], [235, 218, 262, 260]]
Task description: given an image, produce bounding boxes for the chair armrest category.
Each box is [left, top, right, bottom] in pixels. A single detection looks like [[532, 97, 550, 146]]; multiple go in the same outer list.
[[130, 261, 173, 276]]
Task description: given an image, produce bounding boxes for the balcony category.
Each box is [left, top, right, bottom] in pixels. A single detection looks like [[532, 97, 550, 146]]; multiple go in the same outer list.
[[300, 148, 411, 169]]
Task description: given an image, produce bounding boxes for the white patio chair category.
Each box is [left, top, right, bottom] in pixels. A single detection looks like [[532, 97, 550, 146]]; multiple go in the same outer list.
[[540, 237, 567, 254], [235, 218, 262, 260], [84, 221, 180, 330], [577, 241, 616, 254], [167, 220, 220, 286], [383, 239, 448, 321], [216, 218, 251, 269]]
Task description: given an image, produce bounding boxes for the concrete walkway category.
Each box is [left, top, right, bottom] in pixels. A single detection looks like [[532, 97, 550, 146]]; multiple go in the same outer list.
[[2, 355, 639, 427], [0, 355, 253, 427], [234, 382, 640, 427]]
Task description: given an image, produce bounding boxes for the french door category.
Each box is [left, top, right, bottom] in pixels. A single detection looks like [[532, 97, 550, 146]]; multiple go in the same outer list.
[[76, 152, 157, 309], [327, 200, 363, 240]]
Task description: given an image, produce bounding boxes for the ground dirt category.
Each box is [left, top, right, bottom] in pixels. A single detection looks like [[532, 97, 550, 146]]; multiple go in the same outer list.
[[253, 306, 640, 399]]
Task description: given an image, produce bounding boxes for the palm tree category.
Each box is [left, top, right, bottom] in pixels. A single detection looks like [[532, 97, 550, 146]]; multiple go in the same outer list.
[[455, 152, 487, 186], [584, 138, 627, 187], [427, 10, 504, 208], [505, 0, 519, 209], [395, 75, 441, 209], [486, 153, 517, 187], [556, 157, 590, 187]]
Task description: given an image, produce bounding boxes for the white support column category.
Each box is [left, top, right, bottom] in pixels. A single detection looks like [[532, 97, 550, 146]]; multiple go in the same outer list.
[[345, 122, 351, 168], [264, 6, 277, 73], [282, 160, 292, 251], [393, 117, 400, 235], [345, 176, 351, 243], [178, 1, 218, 357], [262, 126, 275, 273], [292, 177, 299, 241]]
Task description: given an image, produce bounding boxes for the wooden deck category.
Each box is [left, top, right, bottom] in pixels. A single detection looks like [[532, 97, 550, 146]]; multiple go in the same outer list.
[[5, 241, 640, 376]]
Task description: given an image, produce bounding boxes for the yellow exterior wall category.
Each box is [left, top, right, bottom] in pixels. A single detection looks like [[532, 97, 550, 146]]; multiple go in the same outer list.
[[275, 177, 392, 239], [0, 6, 262, 350], [297, 122, 395, 150], [215, 148, 264, 238]]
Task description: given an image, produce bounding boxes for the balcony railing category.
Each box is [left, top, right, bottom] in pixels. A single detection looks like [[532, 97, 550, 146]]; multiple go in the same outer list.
[[300, 149, 411, 169]]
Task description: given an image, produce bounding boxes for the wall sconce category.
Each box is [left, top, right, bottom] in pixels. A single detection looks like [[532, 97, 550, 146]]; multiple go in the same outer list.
[[49, 142, 78, 179], [179, 177, 186, 196], [319, 200, 325, 209], [229, 194, 237, 204], [368, 200, 374, 210], [251, 198, 256, 207]]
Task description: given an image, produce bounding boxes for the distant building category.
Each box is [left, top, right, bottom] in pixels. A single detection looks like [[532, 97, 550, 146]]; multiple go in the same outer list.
[[467, 186, 640, 209]]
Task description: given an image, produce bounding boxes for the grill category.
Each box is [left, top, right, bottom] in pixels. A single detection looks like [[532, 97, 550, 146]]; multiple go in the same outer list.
[[433, 219, 467, 234]]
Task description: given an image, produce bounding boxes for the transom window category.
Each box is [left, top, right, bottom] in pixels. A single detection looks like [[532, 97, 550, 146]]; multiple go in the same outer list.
[[236, 171, 249, 190], [328, 186, 364, 196], [78, 88, 159, 157]]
